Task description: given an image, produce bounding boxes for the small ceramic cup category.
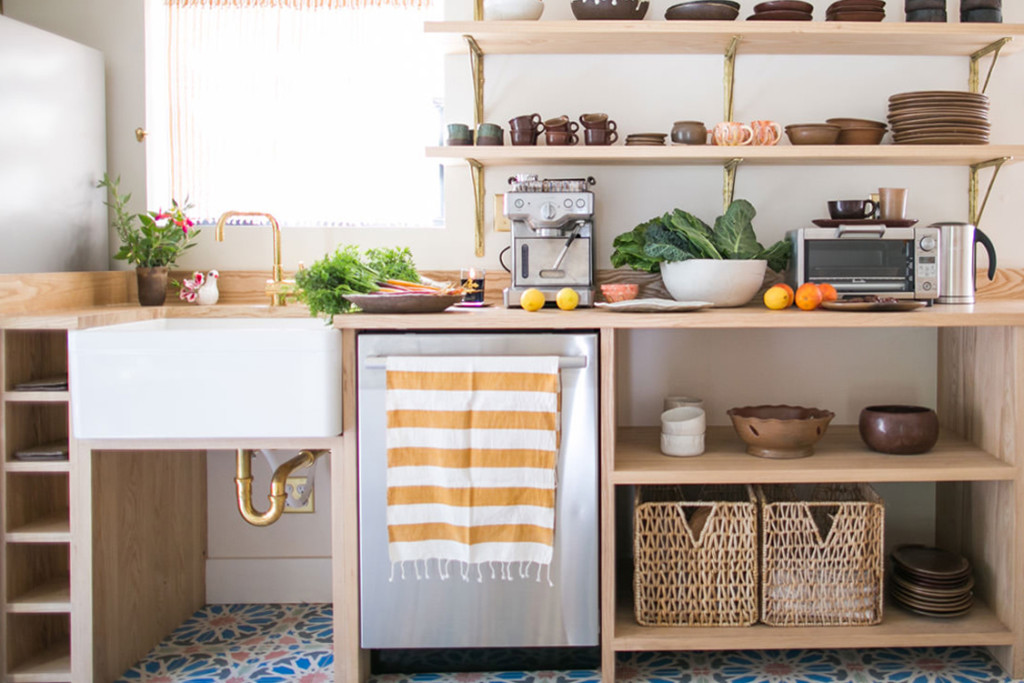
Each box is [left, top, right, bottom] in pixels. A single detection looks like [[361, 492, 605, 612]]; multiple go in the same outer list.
[[713, 121, 754, 146], [879, 187, 908, 220], [509, 113, 543, 130], [510, 129, 538, 146], [544, 116, 579, 133], [828, 199, 877, 220], [545, 129, 578, 146], [661, 406, 706, 436], [446, 123, 473, 145], [579, 112, 610, 128], [664, 396, 705, 411], [584, 128, 618, 145], [671, 121, 708, 145], [751, 120, 783, 146], [476, 122, 503, 138], [661, 432, 705, 457]]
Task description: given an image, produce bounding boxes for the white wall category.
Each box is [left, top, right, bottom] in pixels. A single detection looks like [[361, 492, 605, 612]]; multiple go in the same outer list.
[[8, 0, 1020, 600]]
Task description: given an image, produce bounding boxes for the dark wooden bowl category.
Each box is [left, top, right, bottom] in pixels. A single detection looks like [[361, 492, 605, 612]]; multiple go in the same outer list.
[[859, 405, 939, 455]]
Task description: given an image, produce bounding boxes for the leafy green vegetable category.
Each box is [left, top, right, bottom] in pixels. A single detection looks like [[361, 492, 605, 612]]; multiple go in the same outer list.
[[295, 245, 380, 322], [609, 199, 790, 274], [364, 246, 420, 283]]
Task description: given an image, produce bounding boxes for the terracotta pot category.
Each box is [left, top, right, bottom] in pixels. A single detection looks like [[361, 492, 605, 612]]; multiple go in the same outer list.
[[136, 266, 169, 306]]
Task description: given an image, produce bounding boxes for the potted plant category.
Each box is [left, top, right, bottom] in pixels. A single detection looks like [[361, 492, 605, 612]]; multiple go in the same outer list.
[[98, 174, 200, 306], [610, 199, 790, 307]]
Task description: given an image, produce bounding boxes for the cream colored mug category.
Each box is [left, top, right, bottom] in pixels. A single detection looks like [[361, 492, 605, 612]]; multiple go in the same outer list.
[[751, 120, 783, 146], [713, 121, 754, 146]]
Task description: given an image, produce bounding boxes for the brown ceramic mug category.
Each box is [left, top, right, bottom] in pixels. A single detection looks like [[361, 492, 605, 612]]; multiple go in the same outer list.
[[509, 113, 543, 131], [584, 128, 618, 145], [545, 129, 578, 146], [579, 112, 609, 128], [510, 129, 538, 146], [543, 116, 578, 134]]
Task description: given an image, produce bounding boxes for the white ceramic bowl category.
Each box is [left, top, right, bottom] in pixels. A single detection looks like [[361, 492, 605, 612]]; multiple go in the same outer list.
[[661, 406, 706, 436], [660, 259, 767, 308], [661, 432, 705, 457], [484, 0, 544, 20]]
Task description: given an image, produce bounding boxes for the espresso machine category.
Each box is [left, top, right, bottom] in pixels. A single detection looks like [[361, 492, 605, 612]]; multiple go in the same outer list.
[[503, 175, 596, 307]]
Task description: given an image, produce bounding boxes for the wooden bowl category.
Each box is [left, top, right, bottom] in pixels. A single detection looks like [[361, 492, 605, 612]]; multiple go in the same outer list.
[[785, 123, 841, 145], [727, 404, 835, 459], [859, 405, 939, 454]]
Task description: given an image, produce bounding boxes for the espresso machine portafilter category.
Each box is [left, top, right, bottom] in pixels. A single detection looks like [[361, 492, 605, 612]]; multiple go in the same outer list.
[[503, 176, 596, 308]]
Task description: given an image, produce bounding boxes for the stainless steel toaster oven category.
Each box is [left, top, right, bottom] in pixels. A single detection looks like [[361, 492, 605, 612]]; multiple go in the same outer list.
[[787, 225, 940, 300]]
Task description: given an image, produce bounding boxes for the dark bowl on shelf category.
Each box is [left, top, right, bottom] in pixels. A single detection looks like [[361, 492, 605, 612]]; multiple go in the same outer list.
[[837, 126, 887, 145], [665, 2, 739, 20], [785, 123, 841, 145], [859, 405, 940, 455], [571, 0, 649, 20]]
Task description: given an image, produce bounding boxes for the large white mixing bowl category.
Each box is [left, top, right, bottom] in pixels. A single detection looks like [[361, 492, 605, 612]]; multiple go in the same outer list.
[[660, 259, 767, 308]]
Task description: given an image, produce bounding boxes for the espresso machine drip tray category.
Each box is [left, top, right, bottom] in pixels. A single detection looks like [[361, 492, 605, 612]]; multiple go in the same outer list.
[[503, 177, 597, 308]]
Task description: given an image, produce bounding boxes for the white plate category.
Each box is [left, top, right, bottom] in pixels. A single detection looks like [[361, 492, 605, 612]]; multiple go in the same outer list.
[[595, 298, 713, 312]]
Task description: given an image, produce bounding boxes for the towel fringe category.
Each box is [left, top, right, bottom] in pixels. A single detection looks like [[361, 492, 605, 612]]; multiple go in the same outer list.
[[391, 559, 553, 584]]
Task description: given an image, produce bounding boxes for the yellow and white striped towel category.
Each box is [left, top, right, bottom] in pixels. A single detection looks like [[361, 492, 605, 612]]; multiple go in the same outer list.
[[385, 355, 560, 581]]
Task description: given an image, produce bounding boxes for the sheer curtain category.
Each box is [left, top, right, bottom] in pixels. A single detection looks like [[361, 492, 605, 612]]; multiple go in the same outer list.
[[145, 0, 443, 227]]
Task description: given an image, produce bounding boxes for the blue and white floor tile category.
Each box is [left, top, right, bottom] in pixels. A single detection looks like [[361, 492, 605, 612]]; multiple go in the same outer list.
[[118, 604, 1022, 683]]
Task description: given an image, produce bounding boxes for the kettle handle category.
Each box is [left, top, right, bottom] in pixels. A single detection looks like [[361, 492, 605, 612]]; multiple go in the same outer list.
[[976, 228, 997, 280]]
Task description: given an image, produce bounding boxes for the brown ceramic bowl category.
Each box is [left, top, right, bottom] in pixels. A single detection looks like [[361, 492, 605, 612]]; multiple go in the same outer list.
[[837, 126, 887, 145], [785, 123, 841, 145], [859, 405, 939, 454], [665, 2, 739, 20], [727, 404, 835, 459], [826, 117, 887, 129], [571, 0, 650, 20]]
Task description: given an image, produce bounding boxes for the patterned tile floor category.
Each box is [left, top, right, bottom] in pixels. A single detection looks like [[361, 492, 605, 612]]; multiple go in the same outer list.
[[119, 604, 1024, 683]]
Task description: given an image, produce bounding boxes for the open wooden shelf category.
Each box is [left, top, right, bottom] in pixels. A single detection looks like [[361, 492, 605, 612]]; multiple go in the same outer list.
[[613, 597, 1014, 651], [3, 391, 69, 404], [6, 512, 71, 543], [7, 578, 72, 614], [8, 644, 72, 683], [613, 426, 1014, 485], [4, 461, 70, 474], [427, 145, 1024, 167], [426, 21, 1024, 56]]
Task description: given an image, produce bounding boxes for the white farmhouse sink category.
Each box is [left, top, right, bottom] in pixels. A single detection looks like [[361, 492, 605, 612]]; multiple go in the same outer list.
[[69, 318, 342, 439]]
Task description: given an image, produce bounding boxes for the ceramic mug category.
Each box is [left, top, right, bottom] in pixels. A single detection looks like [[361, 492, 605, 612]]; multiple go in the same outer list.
[[579, 112, 609, 128], [545, 129, 578, 146], [713, 121, 754, 146], [671, 121, 708, 145], [751, 120, 783, 146], [544, 116, 579, 134], [879, 187, 908, 220], [509, 113, 543, 131], [510, 129, 538, 146], [584, 128, 618, 145], [476, 122, 503, 139], [446, 123, 473, 145]]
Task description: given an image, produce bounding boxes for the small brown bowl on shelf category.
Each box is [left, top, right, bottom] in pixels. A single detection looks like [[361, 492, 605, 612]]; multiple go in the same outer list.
[[837, 126, 887, 145], [600, 283, 639, 302], [785, 123, 841, 145], [570, 0, 649, 20], [859, 405, 939, 455], [727, 404, 835, 459]]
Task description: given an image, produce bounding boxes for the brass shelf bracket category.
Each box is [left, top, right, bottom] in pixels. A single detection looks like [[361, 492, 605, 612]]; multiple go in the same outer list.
[[968, 156, 1011, 228], [969, 37, 1012, 94], [468, 158, 486, 257], [723, 158, 743, 211], [723, 36, 742, 122], [465, 35, 485, 128], [473, 0, 483, 21]]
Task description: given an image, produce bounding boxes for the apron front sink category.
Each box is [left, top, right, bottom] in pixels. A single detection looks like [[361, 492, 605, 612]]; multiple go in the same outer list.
[[69, 318, 342, 439]]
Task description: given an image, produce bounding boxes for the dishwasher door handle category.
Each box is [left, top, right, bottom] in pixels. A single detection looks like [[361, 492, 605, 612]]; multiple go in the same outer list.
[[364, 355, 587, 370]]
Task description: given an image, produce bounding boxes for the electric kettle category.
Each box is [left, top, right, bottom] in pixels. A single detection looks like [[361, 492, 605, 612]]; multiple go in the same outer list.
[[932, 221, 997, 304]]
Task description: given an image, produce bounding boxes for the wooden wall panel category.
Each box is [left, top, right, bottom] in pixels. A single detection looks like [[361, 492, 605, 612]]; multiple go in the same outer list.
[[89, 450, 207, 683]]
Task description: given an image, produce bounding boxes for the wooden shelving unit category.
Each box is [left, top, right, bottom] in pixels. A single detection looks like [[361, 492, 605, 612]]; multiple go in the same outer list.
[[1, 330, 72, 683]]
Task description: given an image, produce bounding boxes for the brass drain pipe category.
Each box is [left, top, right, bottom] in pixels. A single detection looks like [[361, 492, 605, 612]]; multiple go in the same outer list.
[[235, 449, 326, 527]]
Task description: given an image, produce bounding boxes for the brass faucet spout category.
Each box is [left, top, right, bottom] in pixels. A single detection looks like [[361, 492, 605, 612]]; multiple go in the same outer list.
[[234, 449, 327, 527], [213, 210, 288, 305]]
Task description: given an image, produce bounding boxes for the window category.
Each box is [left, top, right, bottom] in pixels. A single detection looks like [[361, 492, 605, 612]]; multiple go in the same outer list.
[[145, 0, 443, 228]]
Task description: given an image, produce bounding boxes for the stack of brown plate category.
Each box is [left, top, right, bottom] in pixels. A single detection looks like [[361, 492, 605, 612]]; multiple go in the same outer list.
[[890, 544, 974, 618], [747, 0, 813, 20], [826, 0, 885, 21], [625, 133, 666, 146], [887, 90, 990, 145]]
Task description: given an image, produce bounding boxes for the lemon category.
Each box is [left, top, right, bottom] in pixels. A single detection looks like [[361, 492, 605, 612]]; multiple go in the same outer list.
[[520, 288, 546, 312], [763, 284, 793, 310], [556, 287, 580, 311]]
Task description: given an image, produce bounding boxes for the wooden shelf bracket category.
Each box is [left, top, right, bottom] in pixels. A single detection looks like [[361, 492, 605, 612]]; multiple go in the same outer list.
[[723, 157, 743, 211], [968, 156, 1010, 228], [465, 35, 485, 128], [468, 158, 486, 257], [723, 36, 741, 122], [969, 37, 1012, 94]]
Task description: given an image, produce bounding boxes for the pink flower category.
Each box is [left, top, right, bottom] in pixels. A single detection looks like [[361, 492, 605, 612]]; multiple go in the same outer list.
[[192, 271, 205, 286], [155, 212, 170, 220], [185, 290, 197, 303]]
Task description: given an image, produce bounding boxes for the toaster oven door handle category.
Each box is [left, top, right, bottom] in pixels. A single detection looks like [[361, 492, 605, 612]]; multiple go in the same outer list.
[[835, 225, 886, 238], [364, 355, 587, 370]]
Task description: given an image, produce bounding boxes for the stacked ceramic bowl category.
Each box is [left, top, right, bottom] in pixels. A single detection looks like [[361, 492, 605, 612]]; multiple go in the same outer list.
[[747, 0, 813, 20], [665, 0, 739, 20], [625, 133, 667, 146], [887, 90, 991, 145], [890, 545, 975, 618], [826, 0, 885, 21], [661, 405, 706, 457]]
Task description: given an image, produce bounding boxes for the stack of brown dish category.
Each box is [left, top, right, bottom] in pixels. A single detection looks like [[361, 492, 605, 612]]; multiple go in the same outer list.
[[625, 133, 666, 146], [747, 0, 813, 20], [887, 90, 990, 145], [665, 0, 739, 20], [890, 545, 974, 618], [826, 0, 885, 21]]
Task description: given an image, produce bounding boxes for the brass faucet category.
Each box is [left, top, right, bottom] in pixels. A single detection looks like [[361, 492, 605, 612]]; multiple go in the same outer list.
[[214, 211, 295, 306]]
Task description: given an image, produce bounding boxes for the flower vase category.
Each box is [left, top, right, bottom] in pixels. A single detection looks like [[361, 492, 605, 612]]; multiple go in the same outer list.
[[136, 266, 169, 306]]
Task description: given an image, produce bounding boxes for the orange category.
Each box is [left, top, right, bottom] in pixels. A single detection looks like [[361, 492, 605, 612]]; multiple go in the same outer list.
[[763, 284, 794, 310], [818, 283, 838, 303], [795, 282, 823, 311], [775, 283, 794, 298]]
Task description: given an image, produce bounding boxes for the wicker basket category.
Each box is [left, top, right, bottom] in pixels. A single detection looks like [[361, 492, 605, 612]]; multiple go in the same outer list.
[[633, 484, 758, 626], [758, 483, 885, 626]]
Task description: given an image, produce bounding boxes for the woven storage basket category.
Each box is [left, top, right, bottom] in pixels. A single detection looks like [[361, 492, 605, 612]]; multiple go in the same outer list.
[[633, 484, 758, 626], [758, 483, 885, 626]]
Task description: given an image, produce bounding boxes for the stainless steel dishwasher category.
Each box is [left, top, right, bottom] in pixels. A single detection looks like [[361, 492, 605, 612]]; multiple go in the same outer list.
[[357, 332, 599, 648]]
